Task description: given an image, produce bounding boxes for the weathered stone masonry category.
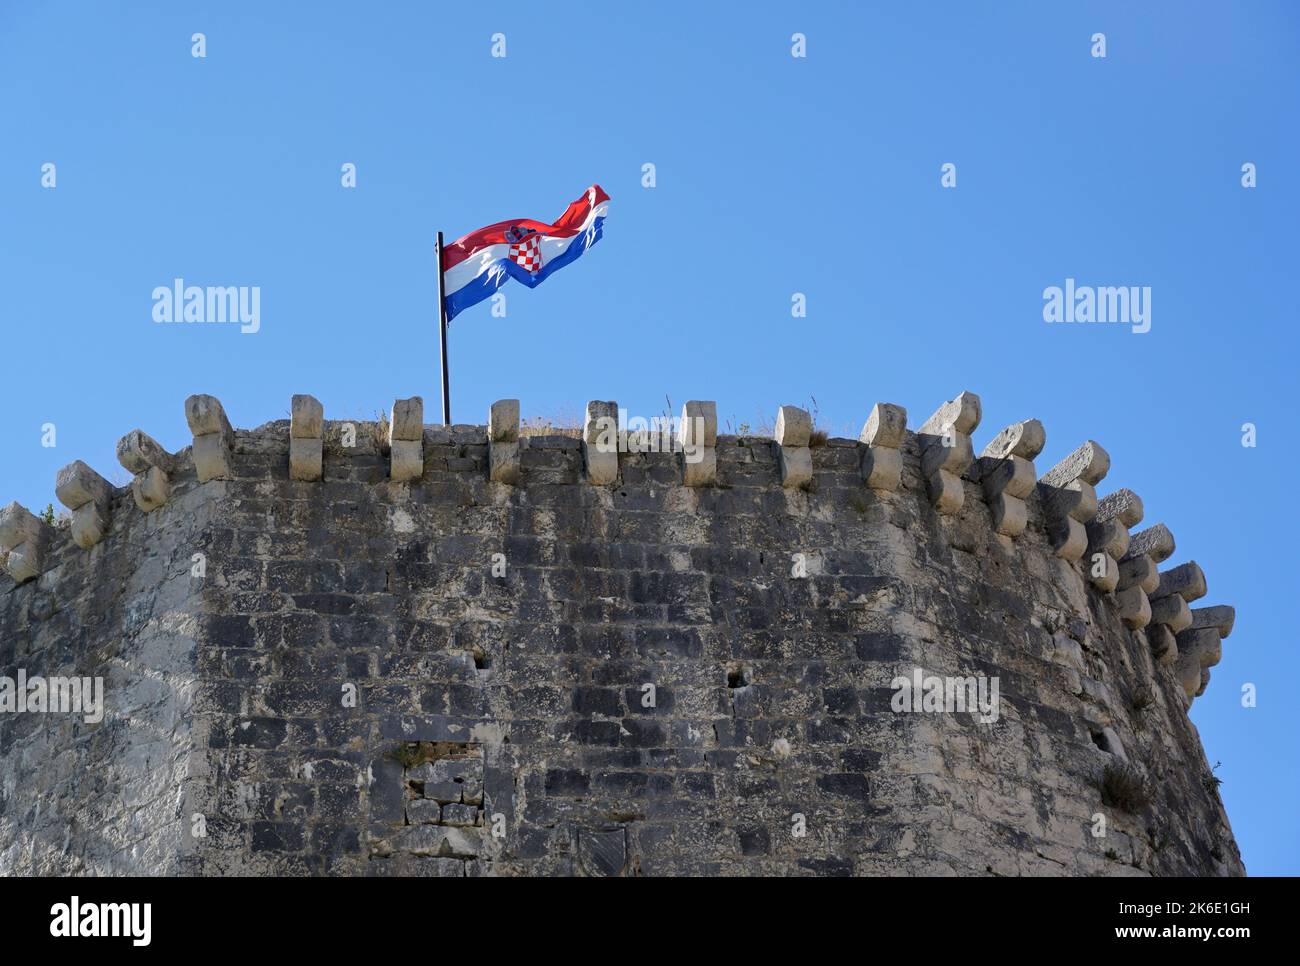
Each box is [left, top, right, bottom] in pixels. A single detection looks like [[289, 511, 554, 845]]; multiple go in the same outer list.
[[0, 391, 1242, 876]]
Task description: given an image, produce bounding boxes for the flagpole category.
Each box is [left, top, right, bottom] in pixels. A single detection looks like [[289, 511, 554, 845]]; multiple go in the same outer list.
[[436, 231, 451, 425]]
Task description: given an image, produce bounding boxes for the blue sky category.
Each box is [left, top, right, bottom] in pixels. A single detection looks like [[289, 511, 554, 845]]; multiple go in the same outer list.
[[2, 2, 1296, 874]]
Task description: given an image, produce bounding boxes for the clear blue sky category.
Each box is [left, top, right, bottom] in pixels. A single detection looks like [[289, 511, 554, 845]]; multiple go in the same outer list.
[[2, 2, 1296, 874]]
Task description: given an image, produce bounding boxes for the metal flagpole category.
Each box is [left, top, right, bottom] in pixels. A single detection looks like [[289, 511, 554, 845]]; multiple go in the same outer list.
[[436, 231, 451, 425]]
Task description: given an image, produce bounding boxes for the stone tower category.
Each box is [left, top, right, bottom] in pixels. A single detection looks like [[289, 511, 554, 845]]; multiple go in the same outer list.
[[0, 391, 1242, 875]]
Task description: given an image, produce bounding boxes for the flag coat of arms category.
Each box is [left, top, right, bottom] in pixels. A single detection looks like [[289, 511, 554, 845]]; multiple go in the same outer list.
[[440, 185, 610, 321]]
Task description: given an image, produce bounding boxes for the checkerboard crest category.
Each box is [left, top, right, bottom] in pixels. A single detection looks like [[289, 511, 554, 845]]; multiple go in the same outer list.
[[507, 227, 542, 274]]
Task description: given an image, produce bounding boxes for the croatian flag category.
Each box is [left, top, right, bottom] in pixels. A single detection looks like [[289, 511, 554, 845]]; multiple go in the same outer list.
[[441, 185, 610, 322]]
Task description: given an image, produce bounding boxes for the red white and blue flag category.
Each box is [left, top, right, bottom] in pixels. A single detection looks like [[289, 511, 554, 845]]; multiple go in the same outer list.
[[441, 185, 610, 322]]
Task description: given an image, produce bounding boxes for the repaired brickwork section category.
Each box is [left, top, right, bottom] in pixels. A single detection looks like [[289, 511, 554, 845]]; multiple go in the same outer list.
[[369, 741, 488, 876], [0, 393, 1244, 876]]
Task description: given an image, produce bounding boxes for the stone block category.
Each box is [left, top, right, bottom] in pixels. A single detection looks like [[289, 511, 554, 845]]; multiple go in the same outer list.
[[927, 470, 964, 515], [1147, 623, 1177, 664], [192, 432, 233, 482], [289, 435, 323, 482], [775, 406, 811, 448], [1040, 441, 1110, 489], [1049, 516, 1087, 561], [583, 400, 618, 445], [861, 445, 902, 490], [70, 502, 109, 550], [860, 403, 907, 449], [1087, 552, 1119, 592], [676, 401, 717, 488], [779, 444, 812, 489], [290, 394, 324, 439], [1150, 593, 1192, 634], [980, 419, 1045, 461], [132, 466, 170, 511], [1152, 561, 1206, 603], [116, 430, 175, 475], [55, 460, 113, 511], [488, 399, 520, 443], [1087, 518, 1129, 560], [917, 392, 981, 515], [583, 400, 619, 485], [681, 447, 717, 488], [390, 397, 424, 442], [390, 438, 424, 482], [0, 504, 46, 584], [396, 824, 481, 858], [1095, 488, 1144, 528], [983, 455, 1036, 501], [1190, 605, 1235, 638], [0, 502, 43, 550], [1176, 626, 1223, 672], [921, 432, 973, 478], [1127, 524, 1175, 564], [440, 803, 479, 827], [578, 827, 627, 876], [679, 400, 718, 448], [489, 440, 521, 484], [184, 394, 234, 439], [1115, 585, 1151, 629], [918, 391, 981, 437], [1041, 479, 1097, 523], [6, 543, 42, 583], [407, 799, 441, 824], [1118, 554, 1158, 594], [580, 447, 614, 485], [859, 402, 907, 492], [990, 493, 1028, 537], [1175, 651, 1204, 698]]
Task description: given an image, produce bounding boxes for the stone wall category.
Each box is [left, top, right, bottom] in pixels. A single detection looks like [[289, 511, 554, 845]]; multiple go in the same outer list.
[[0, 392, 1244, 876]]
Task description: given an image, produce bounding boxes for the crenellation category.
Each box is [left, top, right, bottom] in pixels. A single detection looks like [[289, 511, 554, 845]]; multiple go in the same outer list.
[[116, 428, 178, 512], [1151, 562, 1210, 684], [1090, 487, 1146, 620], [1110, 498, 1158, 631], [774, 405, 813, 489], [1124, 524, 1191, 647], [917, 390, 982, 514], [858, 402, 907, 491], [289, 394, 325, 482], [0, 501, 51, 583], [488, 399, 521, 485], [582, 400, 619, 485], [679, 400, 718, 487], [1038, 441, 1109, 564], [388, 396, 425, 482], [1175, 606, 1234, 701], [0, 391, 1244, 877], [55, 459, 115, 549], [185, 393, 235, 482], [975, 419, 1044, 539]]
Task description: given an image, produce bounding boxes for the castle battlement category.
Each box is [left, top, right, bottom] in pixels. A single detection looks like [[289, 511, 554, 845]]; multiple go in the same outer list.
[[0, 391, 1242, 876]]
